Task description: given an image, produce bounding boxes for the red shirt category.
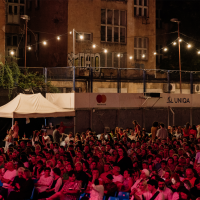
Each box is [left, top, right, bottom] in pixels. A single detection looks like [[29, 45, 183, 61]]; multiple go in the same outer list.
[[189, 129, 197, 137], [183, 128, 190, 137]]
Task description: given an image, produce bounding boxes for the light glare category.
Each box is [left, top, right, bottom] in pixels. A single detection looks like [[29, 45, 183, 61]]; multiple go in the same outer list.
[[129, 56, 133, 59], [187, 44, 191, 48], [93, 44, 96, 48], [173, 42, 177, 45], [43, 41, 47, 45], [154, 52, 157, 55], [80, 35, 84, 40], [57, 36, 60, 40], [104, 49, 107, 53], [10, 51, 14, 55], [28, 46, 31, 50], [164, 48, 168, 52]]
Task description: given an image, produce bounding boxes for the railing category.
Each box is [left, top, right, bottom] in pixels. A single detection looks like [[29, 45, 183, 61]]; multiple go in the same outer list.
[[19, 66, 200, 94]]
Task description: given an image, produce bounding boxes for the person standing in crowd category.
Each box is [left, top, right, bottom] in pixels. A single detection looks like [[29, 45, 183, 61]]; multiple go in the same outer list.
[[157, 123, 168, 140], [53, 125, 61, 144], [4, 130, 14, 152], [151, 121, 158, 142], [12, 121, 19, 141]]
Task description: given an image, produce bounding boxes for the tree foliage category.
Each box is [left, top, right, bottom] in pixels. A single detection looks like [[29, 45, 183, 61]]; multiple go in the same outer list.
[[0, 58, 59, 98]]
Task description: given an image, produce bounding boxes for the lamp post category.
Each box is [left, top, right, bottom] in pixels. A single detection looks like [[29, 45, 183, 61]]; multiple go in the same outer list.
[[72, 29, 84, 92], [21, 15, 29, 69], [171, 18, 182, 94]]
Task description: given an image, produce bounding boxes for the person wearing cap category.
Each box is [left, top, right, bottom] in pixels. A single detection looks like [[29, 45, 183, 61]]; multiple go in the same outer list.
[[131, 169, 150, 191], [104, 174, 118, 200]]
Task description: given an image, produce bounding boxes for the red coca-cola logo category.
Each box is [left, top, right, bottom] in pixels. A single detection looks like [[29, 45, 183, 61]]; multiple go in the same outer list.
[[96, 95, 107, 103]]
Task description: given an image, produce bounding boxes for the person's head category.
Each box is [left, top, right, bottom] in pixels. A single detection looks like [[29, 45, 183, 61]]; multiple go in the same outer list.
[[160, 123, 164, 128], [179, 186, 190, 200], [14, 121, 18, 125], [164, 170, 171, 180], [160, 160, 167, 170], [140, 169, 150, 179], [185, 168, 194, 180], [75, 162, 82, 172], [147, 179, 158, 192], [90, 161, 97, 170], [124, 170, 132, 179], [18, 167, 25, 178], [37, 160, 43, 169], [158, 178, 165, 190], [153, 121, 158, 127], [105, 174, 113, 183], [92, 169, 99, 180], [68, 170, 76, 182], [53, 167, 61, 177], [138, 180, 148, 192], [142, 162, 149, 169], [59, 146, 65, 154], [20, 141, 26, 149], [23, 169, 31, 179], [84, 145, 90, 153], [7, 161, 14, 171], [44, 167, 51, 177], [112, 166, 120, 175], [104, 163, 110, 173]]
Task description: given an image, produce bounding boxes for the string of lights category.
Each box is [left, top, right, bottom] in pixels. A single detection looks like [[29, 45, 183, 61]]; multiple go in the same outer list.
[[8, 28, 200, 60]]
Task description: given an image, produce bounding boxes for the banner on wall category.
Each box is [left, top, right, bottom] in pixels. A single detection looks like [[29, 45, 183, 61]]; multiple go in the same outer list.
[[47, 93, 200, 109]]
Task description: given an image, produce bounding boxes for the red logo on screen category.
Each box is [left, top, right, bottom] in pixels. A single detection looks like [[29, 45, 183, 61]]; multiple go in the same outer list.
[[96, 95, 107, 103]]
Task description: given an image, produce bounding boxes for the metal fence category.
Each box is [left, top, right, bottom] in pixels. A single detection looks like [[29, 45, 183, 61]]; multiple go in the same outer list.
[[20, 66, 200, 94]]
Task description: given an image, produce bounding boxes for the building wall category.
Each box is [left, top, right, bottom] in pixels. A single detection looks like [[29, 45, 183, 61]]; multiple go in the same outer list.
[[0, 0, 5, 62], [68, 0, 156, 72], [26, 0, 68, 67]]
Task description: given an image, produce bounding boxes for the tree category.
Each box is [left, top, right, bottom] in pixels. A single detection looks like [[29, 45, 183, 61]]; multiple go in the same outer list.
[[0, 58, 59, 98]]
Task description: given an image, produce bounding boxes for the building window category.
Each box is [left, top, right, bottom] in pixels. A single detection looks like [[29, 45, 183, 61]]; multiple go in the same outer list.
[[27, 0, 32, 10], [156, 9, 162, 29], [14, 6, 17, 15], [101, 9, 126, 43], [8, 0, 12, 2], [13, 36, 18, 46], [35, 0, 40, 9], [134, 37, 148, 60], [76, 32, 92, 41], [20, 0, 25, 3], [156, 44, 162, 64], [7, 36, 12, 46], [20, 6, 24, 15], [134, 0, 148, 17], [9, 5, 12, 14], [100, 52, 127, 68], [14, 0, 18, 3]]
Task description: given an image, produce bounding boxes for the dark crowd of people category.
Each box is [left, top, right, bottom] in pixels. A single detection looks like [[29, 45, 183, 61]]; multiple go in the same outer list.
[[0, 120, 200, 200]]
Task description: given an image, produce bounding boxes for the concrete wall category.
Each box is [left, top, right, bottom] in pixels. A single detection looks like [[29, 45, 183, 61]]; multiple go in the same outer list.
[[75, 107, 199, 134], [0, 0, 5, 62]]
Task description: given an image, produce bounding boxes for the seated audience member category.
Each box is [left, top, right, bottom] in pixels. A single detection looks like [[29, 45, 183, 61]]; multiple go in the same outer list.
[[131, 169, 150, 190], [90, 179, 104, 200], [38, 167, 62, 199], [190, 178, 200, 199], [104, 174, 118, 200], [157, 178, 173, 200], [35, 167, 53, 193], [99, 163, 112, 184], [118, 169, 133, 192], [75, 162, 89, 188], [130, 180, 148, 200], [0, 162, 17, 200], [112, 166, 123, 184], [7, 169, 34, 200], [184, 168, 196, 187], [33, 160, 44, 179], [46, 170, 81, 200]]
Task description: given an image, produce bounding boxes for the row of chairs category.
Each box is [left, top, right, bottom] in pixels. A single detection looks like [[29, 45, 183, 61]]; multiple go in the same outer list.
[[79, 191, 130, 200]]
